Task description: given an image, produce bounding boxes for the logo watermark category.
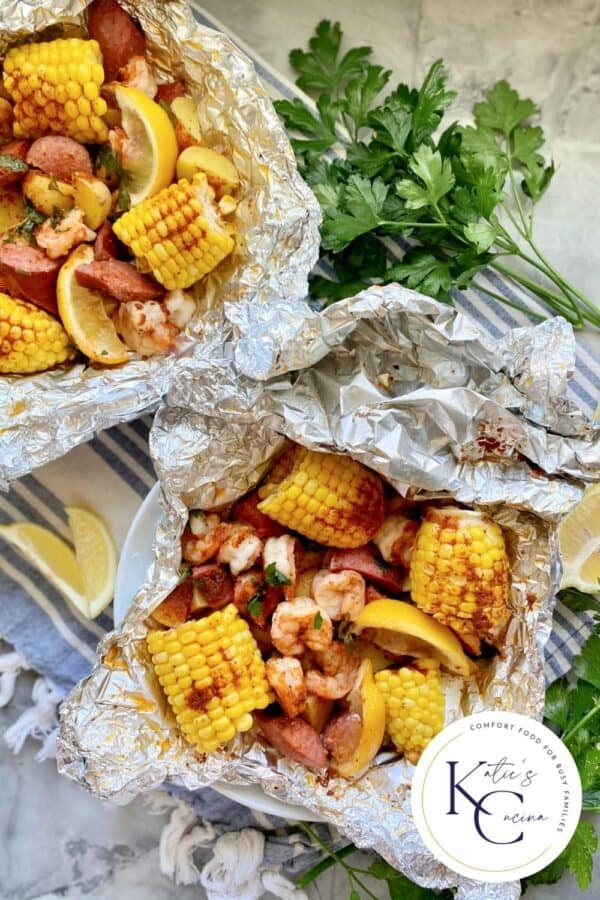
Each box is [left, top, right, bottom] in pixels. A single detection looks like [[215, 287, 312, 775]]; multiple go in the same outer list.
[[411, 711, 581, 882]]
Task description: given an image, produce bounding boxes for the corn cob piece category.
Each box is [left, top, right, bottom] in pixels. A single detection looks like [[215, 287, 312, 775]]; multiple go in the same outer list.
[[410, 506, 510, 655], [113, 172, 234, 290], [3, 39, 108, 143], [257, 445, 385, 548], [0, 293, 75, 374], [375, 659, 445, 763], [147, 604, 272, 754]]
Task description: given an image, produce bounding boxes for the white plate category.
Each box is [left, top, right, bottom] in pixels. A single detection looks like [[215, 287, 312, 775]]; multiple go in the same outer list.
[[114, 482, 323, 822]]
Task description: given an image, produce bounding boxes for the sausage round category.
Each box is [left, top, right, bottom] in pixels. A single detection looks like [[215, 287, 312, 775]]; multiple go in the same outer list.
[[191, 564, 233, 610], [87, 0, 146, 81], [0, 245, 61, 313], [75, 259, 164, 302], [155, 82, 187, 105], [26, 136, 93, 182], [254, 711, 328, 769], [94, 221, 125, 261], [322, 712, 362, 766]]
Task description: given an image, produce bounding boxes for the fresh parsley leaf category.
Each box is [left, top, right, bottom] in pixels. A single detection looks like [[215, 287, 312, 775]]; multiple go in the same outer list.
[[343, 64, 391, 136], [396, 145, 455, 210], [289, 20, 371, 97], [543, 679, 570, 732], [247, 594, 263, 617], [558, 587, 600, 614], [521, 159, 555, 201], [96, 145, 124, 177], [321, 175, 388, 252], [385, 249, 453, 301], [117, 175, 131, 212], [459, 125, 507, 176], [576, 745, 600, 792], [512, 124, 544, 167], [474, 80, 537, 135], [368, 860, 447, 899], [309, 274, 369, 305], [158, 98, 177, 125], [573, 634, 600, 690], [567, 820, 598, 890], [274, 96, 340, 154], [312, 611, 323, 630], [0, 153, 28, 174], [409, 59, 456, 148], [264, 562, 291, 586], [464, 220, 502, 252], [349, 891, 360, 900], [367, 102, 412, 156]]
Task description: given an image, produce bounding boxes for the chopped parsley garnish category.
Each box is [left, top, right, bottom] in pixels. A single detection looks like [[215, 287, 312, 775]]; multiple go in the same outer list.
[[264, 562, 291, 586], [247, 594, 264, 618], [312, 610, 323, 630], [177, 562, 192, 584], [0, 153, 28, 174]]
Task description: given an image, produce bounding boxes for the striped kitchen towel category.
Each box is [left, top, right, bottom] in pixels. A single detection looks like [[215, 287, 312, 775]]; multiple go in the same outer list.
[[0, 2, 597, 710]]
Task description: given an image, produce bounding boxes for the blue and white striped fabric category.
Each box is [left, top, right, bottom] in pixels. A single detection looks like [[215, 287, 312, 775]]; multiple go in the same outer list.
[[0, 4, 596, 700]]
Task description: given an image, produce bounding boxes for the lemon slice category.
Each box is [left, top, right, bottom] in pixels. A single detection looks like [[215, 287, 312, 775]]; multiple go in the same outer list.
[[115, 85, 178, 205], [0, 522, 86, 610], [66, 507, 117, 618], [558, 483, 600, 593], [57, 244, 130, 364], [352, 598, 472, 677]]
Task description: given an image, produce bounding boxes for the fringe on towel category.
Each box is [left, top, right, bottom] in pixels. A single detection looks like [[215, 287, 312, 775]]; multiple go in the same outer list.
[[3, 676, 62, 760], [157, 799, 307, 900], [0, 650, 27, 707]]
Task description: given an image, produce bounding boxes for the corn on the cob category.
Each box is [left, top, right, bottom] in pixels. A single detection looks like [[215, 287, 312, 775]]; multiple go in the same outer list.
[[375, 659, 445, 763], [410, 506, 510, 654], [147, 604, 272, 754], [3, 39, 108, 143], [0, 293, 75, 374], [113, 172, 234, 290], [257, 445, 385, 548]]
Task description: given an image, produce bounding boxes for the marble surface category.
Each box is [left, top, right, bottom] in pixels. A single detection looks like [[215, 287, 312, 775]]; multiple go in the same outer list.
[[2, 0, 600, 898]]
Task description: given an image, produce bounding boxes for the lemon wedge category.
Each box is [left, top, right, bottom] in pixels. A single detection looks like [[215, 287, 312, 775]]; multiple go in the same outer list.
[[0, 522, 85, 608], [115, 85, 178, 205], [57, 244, 130, 365], [66, 507, 118, 618], [333, 659, 386, 778], [352, 598, 472, 677], [0, 508, 117, 619], [558, 483, 600, 593]]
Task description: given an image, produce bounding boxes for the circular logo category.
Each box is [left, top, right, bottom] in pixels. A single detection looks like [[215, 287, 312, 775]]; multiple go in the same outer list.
[[411, 711, 581, 882]]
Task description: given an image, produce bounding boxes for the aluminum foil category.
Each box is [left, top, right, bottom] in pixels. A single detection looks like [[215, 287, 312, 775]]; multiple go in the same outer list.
[[0, 0, 320, 487], [58, 286, 600, 898]]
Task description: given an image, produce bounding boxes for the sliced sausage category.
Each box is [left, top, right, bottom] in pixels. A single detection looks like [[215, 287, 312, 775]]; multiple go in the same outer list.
[[152, 578, 192, 627], [0, 140, 30, 186], [26, 136, 93, 183], [75, 259, 164, 302], [155, 81, 188, 105], [322, 712, 362, 766], [87, 0, 146, 82], [0, 245, 61, 314], [94, 221, 125, 261], [254, 712, 328, 769], [329, 545, 405, 595], [232, 491, 286, 540], [233, 570, 281, 628], [365, 584, 387, 603], [191, 564, 233, 611]]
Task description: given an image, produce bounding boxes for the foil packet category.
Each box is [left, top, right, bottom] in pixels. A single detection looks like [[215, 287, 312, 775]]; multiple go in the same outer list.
[[58, 286, 600, 898], [0, 0, 320, 487]]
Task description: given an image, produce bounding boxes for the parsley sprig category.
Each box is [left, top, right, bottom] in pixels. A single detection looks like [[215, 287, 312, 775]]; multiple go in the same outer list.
[[276, 21, 599, 327]]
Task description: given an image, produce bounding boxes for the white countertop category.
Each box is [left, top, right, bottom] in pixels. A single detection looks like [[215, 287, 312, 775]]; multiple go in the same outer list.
[[2, 0, 600, 897]]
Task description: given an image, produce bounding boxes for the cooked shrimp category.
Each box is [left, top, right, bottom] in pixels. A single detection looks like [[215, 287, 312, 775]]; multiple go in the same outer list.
[[263, 534, 297, 598], [312, 569, 365, 622], [372, 514, 419, 567], [189, 511, 221, 537], [217, 523, 262, 575], [182, 521, 231, 565], [305, 642, 360, 700], [164, 288, 196, 329], [117, 300, 179, 357], [35, 209, 96, 260], [271, 597, 333, 656], [265, 657, 306, 718], [118, 55, 157, 98]]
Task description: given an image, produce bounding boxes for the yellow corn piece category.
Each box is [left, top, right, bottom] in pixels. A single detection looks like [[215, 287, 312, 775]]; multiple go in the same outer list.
[[113, 172, 235, 290], [410, 506, 510, 654], [147, 604, 272, 754], [257, 445, 385, 548], [375, 659, 445, 763], [3, 38, 108, 143], [0, 293, 75, 374]]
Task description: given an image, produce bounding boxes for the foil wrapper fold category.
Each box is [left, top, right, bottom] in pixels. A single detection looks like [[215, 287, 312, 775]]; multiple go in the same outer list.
[[58, 285, 600, 898], [0, 0, 320, 487]]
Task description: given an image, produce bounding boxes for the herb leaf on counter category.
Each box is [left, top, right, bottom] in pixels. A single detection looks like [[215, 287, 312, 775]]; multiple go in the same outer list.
[[276, 20, 599, 326]]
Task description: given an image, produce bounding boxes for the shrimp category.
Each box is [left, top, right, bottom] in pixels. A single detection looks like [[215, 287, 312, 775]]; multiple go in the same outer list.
[[265, 657, 306, 718], [182, 519, 231, 565], [372, 514, 419, 567], [312, 569, 365, 622], [305, 642, 360, 700], [164, 288, 196, 329], [118, 55, 157, 98], [117, 300, 179, 357], [35, 209, 96, 260], [263, 534, 296, 597], [271, 597, 333, 656], [217, 523, 263, 575]]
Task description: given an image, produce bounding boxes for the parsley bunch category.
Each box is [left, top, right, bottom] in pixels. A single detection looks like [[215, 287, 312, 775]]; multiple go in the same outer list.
[[275, 21, 599, 328]]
